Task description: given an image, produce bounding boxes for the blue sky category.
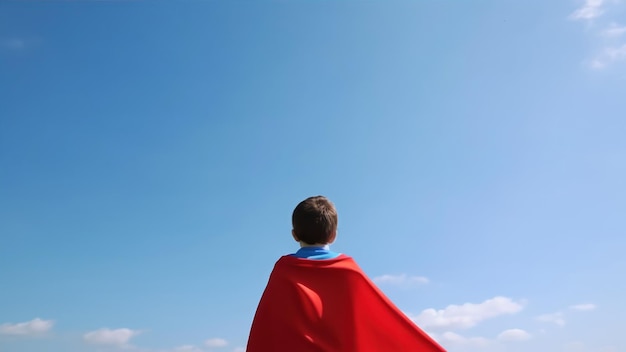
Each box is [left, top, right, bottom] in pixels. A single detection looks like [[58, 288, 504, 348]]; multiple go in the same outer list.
[[1, 0, 625, 351]]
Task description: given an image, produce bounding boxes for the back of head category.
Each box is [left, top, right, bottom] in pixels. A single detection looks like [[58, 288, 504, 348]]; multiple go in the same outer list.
[[292, 196, 338, 245]]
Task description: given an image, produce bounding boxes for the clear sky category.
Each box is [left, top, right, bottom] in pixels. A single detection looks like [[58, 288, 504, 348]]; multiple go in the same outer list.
[[1, 1, 625, 351]]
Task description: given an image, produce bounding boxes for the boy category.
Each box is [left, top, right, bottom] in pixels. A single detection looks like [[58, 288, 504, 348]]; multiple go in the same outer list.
[[246, 196, 446, 352]]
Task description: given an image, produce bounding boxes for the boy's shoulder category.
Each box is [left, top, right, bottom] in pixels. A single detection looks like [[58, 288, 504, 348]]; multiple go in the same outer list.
[[272, 254, 365, 275], [277, 253, 354, 264]]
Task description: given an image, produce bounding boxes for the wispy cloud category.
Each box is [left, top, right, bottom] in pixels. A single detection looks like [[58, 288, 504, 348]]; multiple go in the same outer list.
[[204, 338, 228, 348], [497, 328, 532, 342], [0, 37, 41, 53], [570, 0, 605, 21], [591, 44, 626, 68], [430, 331, 491, 347], [408, 296, 524, 331], [172, 346, 204, 352], [570, 303, 597, 311], [1, 38, 26, 51], [373, 274, 429, 285], [536, 303, 596, 327], [0, 318, 54, 336], [566, 341, 586, 350], [602, 23, 626, 37], [429, 328, 531, 348], [570, 0, 626, 68], [605, 44, 626, 59], [83, 328, 142, 347], [536, 311, 566, 326]]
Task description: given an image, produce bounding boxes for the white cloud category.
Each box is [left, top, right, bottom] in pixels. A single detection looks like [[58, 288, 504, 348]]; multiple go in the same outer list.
[[430, 331, 491, 347], [173, 346, 203, 352], [591, 59, 607, 69], [564, 341, 615, 352], [536, 312, 566, 326], [0, 37, 41, 52], [570, 0, 605, 20], [1, 38, 26, 51], [591, 44, 626, 68], [570, 0, 626, 68], [570, 303, 597, 311], [373, 274, 429, 285], [605, 44, 626, 60], [566, 341, 586, 351], [83, 328, 141, 347], [536, 304, 595, 326], [603, 23, 626, 37], [431, 329, 530, 348], [0, 318, 54, 336], [409, 296, 524, 331], [205, 338, 228, 348], [497, 328, 532, 342]]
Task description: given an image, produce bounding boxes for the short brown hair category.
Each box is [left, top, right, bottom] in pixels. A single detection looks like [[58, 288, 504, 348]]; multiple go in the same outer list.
[[292, 196, 338, 245]]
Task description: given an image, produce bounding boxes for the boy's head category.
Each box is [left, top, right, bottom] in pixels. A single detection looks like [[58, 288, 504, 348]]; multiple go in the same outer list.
[[291, 196, 338, 245]]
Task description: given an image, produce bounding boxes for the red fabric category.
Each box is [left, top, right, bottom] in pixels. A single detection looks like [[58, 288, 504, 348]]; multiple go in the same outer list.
[[247, 254, 446, 352]]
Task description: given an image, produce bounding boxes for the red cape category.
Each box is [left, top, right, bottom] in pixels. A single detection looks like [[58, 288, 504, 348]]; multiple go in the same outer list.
[[247, 254, 446, 352]]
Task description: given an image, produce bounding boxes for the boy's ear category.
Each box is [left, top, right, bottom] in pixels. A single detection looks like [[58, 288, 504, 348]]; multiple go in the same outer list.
[[291, 229, 299, 242]]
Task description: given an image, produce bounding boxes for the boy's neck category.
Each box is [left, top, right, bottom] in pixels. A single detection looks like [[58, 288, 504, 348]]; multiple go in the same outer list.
[[299, 242, 331, 249]]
